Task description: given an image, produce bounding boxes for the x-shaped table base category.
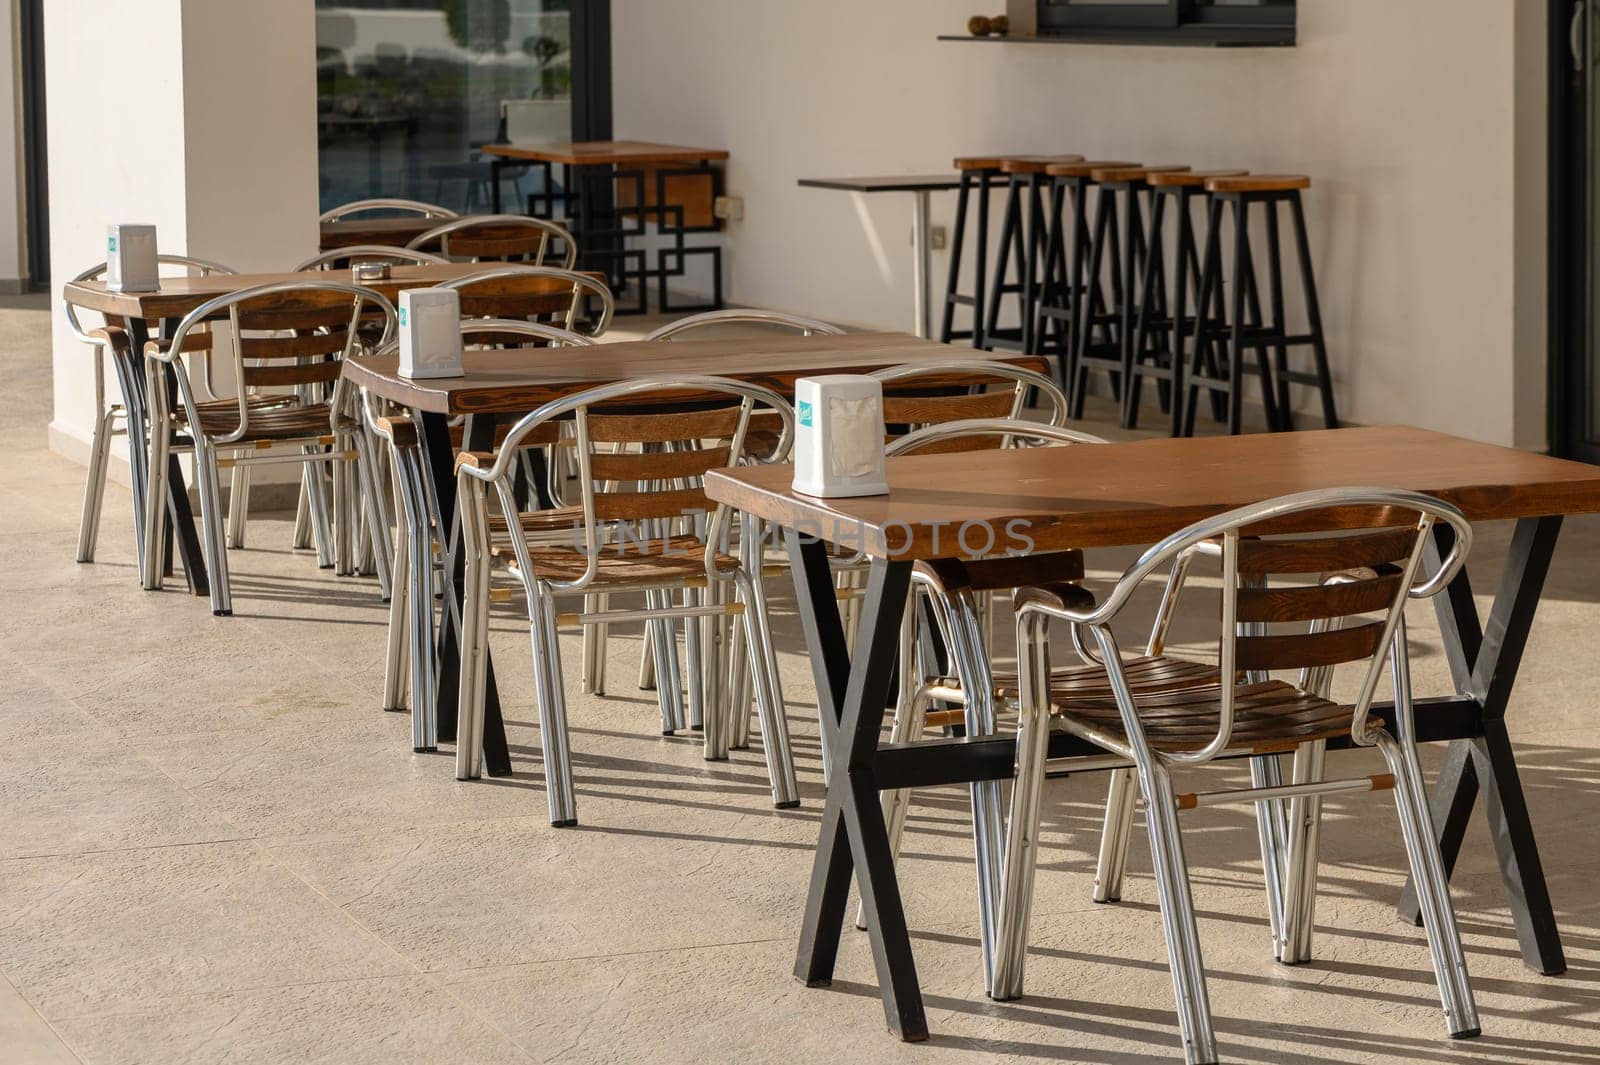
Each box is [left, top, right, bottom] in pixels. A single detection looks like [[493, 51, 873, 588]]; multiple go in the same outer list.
[[786, 516, 1568, 1041]]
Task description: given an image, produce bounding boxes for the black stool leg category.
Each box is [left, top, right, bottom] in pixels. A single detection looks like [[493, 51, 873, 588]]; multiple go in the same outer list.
[[1036, 178, 1070, 389], [1071, 189, 1113, 419], [982, 176, 1021, 350], [1226, 196, 1250, 435], [1290, 192, 1339, 428], [1184, 195, 1225, 437], [1264, 197, 1293, 428], [1236, 216, 1282, 433], [1126, 190, 1166, 429], [1065, 180, 1089, 406], [939, 171, 973, 344], [1021, 174, 1044, 355], [973, 170, 991, 350]]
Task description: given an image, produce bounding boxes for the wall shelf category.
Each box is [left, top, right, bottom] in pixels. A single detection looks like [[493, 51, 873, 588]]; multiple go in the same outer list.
[[938, 27, 1294, 49]]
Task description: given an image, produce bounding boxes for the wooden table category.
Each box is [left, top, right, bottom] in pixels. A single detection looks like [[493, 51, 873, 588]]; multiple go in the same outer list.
[[703, 424, 1600, 1040], [62, 264, 587, 596], [482, 140, 731, 313], [798, 175, 963, 338], [345, 332, 1045, 778]]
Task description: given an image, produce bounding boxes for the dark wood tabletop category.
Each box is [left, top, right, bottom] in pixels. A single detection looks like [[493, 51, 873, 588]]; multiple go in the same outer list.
[[343, 331, 1046, 416], [482, 140, 729, 167], [705, 426, 1600, 559], [319, 216, 442, 251], [62, 263, 590, 321], [798, 175, 964, 193]]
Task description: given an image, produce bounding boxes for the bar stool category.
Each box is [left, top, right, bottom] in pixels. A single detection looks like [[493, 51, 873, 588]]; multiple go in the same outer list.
[[940, 156, 1004, 349], [980, 154, 1084, 355], [1069, 164, 1189, 419], [1033, 160, 1137, 397], [1123, 169, 1247, 434], [1186, 174, 1337, 435]]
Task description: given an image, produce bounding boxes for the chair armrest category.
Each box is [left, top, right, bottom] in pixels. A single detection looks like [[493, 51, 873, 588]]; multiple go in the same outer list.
[[1012, 581, 1098, 615], [918, 550, 1085, 595], [88, 325, 131, 355], [374, 415, 419, 449], [455, 450, 496, 473]]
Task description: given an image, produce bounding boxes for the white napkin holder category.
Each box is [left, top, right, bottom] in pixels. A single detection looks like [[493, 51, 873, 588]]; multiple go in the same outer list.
[[792, 375, 889, 498], [105, 224, 158, 292], [397, 288, 463, 379]]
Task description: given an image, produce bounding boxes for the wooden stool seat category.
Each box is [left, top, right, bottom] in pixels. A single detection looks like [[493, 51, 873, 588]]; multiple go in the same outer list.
[[1147, 169, 1248, 189], [1206, 174, 1311, 194], [1000, 154, 1086, 175], [1045, 159, 1139, 179], [954, 155, 1008, 171], [1090, 164, 1190, 184]]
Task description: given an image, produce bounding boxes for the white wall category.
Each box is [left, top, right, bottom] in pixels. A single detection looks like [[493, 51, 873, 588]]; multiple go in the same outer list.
[[45, 0, 318, 479], [612, 0, 1548, 449]]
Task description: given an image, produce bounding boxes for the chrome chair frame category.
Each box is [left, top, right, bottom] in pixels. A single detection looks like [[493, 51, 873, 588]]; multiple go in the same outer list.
[[293, 245, 448, 271], [643, 308, 844, 341], [142, 280, 398, 615], [65, 255, 237, 564], [871, 359, 1071, 428], [359, 319, 595, 749], [995, 488, 1479, 1064], [407, 214, 579, 269], [318, 198, 458, 223], [455, 374, 800, 826]]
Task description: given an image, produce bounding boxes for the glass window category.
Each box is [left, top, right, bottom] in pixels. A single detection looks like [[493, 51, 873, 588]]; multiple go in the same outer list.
[[315, 0, 573, 213]]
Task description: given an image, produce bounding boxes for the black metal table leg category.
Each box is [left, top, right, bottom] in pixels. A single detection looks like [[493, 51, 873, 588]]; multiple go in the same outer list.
[[786, 532, 927, 1041], [122, 317, 208, 596], [419, 411, 512, 777], [1402, 516, 1566, 974]]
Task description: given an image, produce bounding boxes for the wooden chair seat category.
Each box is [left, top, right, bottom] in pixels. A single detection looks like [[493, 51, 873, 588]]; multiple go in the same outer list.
[[1055, 675, 1352, 756], [1205, 174, 1311, 194], [486, 507, 586, 539], [1090, 164, 1190, 184], [190, 401, 337, 441], [1000, 154, 1086, 175], [496, 534, 734, 588], [1147, 169, 1248, 189], [1045, 160, 1140, 179], [923, 655, 1225, 731]]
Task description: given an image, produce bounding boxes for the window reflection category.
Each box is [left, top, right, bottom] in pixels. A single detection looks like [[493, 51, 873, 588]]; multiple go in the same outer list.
[[315, 0, 572, 212]]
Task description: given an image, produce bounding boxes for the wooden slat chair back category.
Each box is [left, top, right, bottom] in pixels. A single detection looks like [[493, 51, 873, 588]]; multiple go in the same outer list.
[[438, 265, 615, 338], [407, 214, 578, 269], [871, 360, 1069, 454]]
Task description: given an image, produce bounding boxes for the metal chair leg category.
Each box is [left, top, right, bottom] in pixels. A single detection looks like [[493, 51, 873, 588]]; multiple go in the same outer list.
[[194, 444, 232, 616], [1278, 738, 1326, 963], [382, 508, 410, 713], [531, 588, 578, 826], [395, 448, 436, 751], [226, 464, 250, 549], [302, 451, 336, 569], [353, 427, 393, 600], [77, 406, 116, 563], [455, 480, 492, 781], [738, 568, 798, 809], [292, 471, 313, 550], [1092, 767, 1139, 902], [1142, 762, 1220, 1065]]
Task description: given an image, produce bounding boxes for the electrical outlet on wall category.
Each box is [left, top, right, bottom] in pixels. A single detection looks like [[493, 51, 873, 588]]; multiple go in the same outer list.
[[912, 226, 949, 250], [713, 196, 744, 221]]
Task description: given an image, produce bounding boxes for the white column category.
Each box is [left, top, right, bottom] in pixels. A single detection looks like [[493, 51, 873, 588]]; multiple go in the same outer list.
[[45, 0, 318, 480]]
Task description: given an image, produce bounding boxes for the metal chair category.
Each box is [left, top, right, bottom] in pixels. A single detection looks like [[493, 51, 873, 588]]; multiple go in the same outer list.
[[407, 214, 578, 269], [437, 265, 614, 339], [318, 198, 458, 223], [454, 375, 800, 826], [64, 255, 239, 564], [606, 309, 841, 706], [294, 245, 448, 271], [995, 489, 1480, 1063], [141, 280, 398, 615], [361, 318, 594, 744]]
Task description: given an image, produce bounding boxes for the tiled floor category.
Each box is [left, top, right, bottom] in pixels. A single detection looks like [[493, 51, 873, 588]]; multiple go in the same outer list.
[[3, 293, 1599, 1063]]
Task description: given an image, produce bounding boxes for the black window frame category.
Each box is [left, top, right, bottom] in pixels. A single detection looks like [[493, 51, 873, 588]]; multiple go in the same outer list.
[[1037, 0, 1296, 46]]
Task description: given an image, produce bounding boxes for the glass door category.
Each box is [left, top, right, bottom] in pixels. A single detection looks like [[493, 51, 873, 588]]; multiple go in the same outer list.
[[314, 0, 606, 214]]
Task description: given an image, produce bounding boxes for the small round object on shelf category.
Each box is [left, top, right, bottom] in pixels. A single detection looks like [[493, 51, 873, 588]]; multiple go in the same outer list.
[[992, 15, 1009, 35], [968, 15, 993, 36]]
